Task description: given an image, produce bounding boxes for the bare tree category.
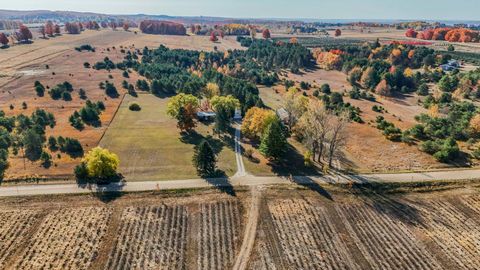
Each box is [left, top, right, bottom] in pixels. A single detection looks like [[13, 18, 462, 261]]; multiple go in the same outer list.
[[326, 112, 348, 168], [284, 90, 308, 132], [297, 100, 332, 162]]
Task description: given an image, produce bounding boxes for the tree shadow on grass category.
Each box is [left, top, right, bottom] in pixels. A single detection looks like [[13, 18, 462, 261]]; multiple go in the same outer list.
[[180, 131, 224, 156], [267, 143, 320, 177]]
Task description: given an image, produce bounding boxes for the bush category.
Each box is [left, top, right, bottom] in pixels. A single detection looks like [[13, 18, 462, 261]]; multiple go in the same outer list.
[[74, 162, 89, 181], [40, 151, 52, 168], [34, 81, 45, 97], [129, 103, 141, 111]]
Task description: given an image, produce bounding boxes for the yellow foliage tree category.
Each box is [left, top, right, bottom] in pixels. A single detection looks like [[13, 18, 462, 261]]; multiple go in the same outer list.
[[83, 147, 120, 179], [470, 114, 480, 135], [404, 68, 414, 78], [241, 107, 276, 139], [210, 95, 240, 116], [167, 93, 200, 118], [203, 82, 220, 99], [428, 104, 439, 118]]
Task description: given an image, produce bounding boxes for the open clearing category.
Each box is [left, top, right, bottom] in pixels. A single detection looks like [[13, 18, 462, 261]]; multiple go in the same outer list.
[[0, 185, 479, 269], [0, 29, 241, 181], [100, 94, 237, 181]]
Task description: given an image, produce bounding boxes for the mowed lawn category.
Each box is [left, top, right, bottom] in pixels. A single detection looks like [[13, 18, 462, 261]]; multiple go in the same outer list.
[[100, 94, 237, 181]]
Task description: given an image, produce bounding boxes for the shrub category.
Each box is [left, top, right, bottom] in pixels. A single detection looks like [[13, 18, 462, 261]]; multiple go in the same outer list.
[[129, 103, 141, 111]]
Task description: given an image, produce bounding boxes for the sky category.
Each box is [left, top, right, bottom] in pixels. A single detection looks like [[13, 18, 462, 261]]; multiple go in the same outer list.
[[1, 0, 479, 21]]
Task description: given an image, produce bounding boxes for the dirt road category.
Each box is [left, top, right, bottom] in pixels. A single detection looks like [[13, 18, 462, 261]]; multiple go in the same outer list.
[[233, 186, 261, 270]]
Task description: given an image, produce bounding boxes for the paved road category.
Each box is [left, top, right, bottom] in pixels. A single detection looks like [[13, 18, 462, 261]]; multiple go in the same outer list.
[[0, 169, 479, 197]]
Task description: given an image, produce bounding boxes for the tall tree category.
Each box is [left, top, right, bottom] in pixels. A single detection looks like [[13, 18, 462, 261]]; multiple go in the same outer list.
[[22, 129, 43, 161], [334, 29, 342, 37], [260, 117, 287, 160], [123, 23, 129, 31], [297, 100, 332, 162], [82, 147, 119, 180], [214, 106, 230, 134], [54, 24, 61, 35], [38, 26, 46, 38], [18, 25, 32, 42], [0, 33, 8, 47], [193, 140, 216, 177], [45, 21, 54, 36], [210, 32, 218, 42], [167, 93, 200, 131], [262, 28, 271, 39], [175, 104, 197, 132], [110, 22, 118, 31], [327, 113, 348, 167], [211, 95, 240, 118]]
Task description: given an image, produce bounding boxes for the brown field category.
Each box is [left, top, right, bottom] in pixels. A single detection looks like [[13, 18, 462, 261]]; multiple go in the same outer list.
[[258, 68, 450, 173], [0, 185, 479, 269], [0, 29, 242, 181]]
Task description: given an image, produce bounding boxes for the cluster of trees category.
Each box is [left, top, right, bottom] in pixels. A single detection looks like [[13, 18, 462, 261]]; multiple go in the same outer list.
[[94, 57, 116, 70], [409, 102, 478, 162], [139, 20, 186, 35], [0, 109, 60, 176], [221, 24, 251, 36], [314, 42, 440, 97], [242, 107, 287, 160], [288, 96, 349, 167], [17, 25, 33, 42], [48, 81, 74, 101], [99, 81, 119, 98], [65, 22, 83, 34], [406, 28, 480, 43], [40, 21, 61, 38], [69, 100, 105, 130], [48, 136, 84, 158], [122, 45, 263, 113]]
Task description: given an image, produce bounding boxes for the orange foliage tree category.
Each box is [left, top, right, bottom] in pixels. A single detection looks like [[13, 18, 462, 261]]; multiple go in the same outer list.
[[241, 107, 276, 139], [405, 28, 418, 38]]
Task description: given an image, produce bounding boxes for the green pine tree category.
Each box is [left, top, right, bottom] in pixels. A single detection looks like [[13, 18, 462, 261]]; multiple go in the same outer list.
[[193, 140, 217, 177], [214, 106, 230, 134], [259, 118, 287, 160]]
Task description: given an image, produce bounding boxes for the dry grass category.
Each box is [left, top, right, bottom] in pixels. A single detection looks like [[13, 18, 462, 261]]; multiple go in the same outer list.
[[0, 29, 241, 181]]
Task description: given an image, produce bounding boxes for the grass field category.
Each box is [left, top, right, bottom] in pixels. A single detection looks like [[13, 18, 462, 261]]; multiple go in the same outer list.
[[100, 94, 237, 181]]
